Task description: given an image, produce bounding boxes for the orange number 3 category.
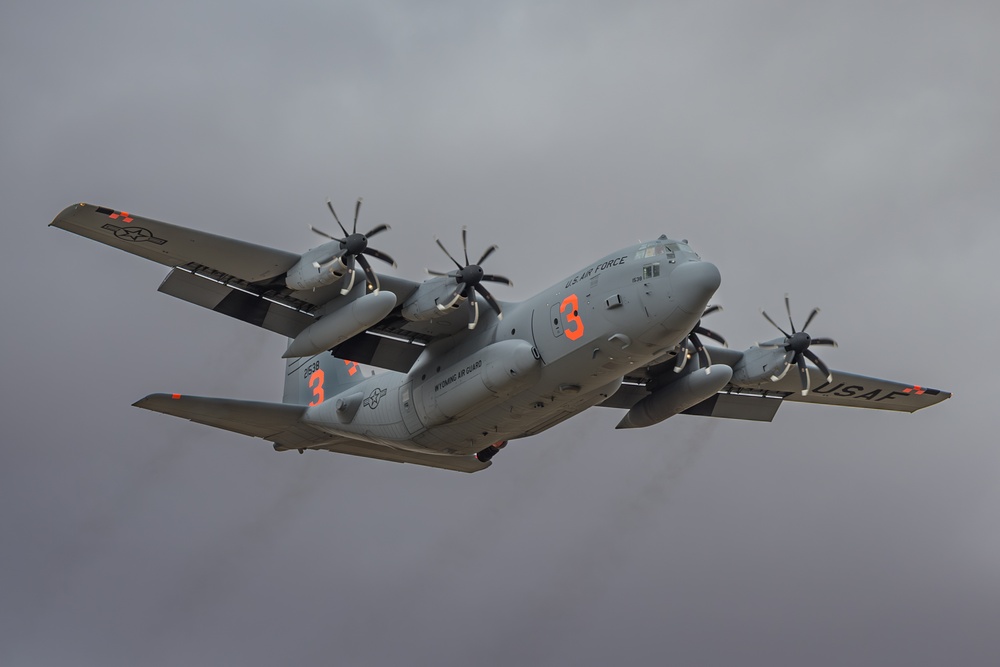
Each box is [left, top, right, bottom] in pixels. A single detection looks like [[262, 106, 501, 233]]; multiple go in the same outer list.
[[308, 369, 325, 406], [560, 294, 585, 341]]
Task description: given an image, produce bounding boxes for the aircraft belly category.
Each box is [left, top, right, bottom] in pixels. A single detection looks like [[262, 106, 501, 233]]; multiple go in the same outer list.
[[410, 374, 624, 455]]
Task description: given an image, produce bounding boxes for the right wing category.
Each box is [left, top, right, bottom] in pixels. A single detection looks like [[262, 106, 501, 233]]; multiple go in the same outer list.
[[52, 203, 497, 372], [134, 393, 490, 473], [50, 203, 300, 282]]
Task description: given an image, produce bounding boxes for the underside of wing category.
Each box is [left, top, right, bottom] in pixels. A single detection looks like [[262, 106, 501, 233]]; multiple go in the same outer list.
[[52, 203, 494, 372], [51, 203, 300, 282], [774, 368, 951, 412], [133, 393, 490, 472], [604, 343, 951, 424]]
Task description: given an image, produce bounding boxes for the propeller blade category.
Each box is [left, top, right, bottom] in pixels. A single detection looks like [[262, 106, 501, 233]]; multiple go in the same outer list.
[[436, 285, 464, 311], [803, 349, 833, 383], [427, 268, 457, 277], [801, 307, 820, 332], [809, 337, 838, 348], [340, 265, 356, 296], [673, 343, 692, 373], [796, 353, 810, 395], [461, 227, 469, 266], [356, 254, 379, 293], [309, 225, 342, 242], [311, 248, 347, 270], [477, 244, 498, 266], [694, 325, 727, 347], [785, 294, 796, 334], [436, 237, 464, 271], [362, 247, 397, 267], [762, 309, 791, 337], [770, 351, 795, 381], [689, 332, 712, 371], [481, 274, 513, 286], [703, 304, 723, 317], [364, 223, 390, 239], [474, 283, 503, 319], [466, 286, 479, 329], [326, 200, 349, 236], [353, 198, 362, 233]]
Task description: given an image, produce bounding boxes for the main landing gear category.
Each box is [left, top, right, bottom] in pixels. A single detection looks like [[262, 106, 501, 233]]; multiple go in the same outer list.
[[476, 441, 508, 463]]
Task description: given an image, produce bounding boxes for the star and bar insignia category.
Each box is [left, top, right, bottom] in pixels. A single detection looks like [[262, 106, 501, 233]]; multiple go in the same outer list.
[[95, 207, 167, 245]]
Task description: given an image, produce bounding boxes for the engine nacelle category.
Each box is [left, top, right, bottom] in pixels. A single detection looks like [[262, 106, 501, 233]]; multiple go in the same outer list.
[[401, 278, 464, 322], [731, 344, 790, 386], [412, 339, 540, 426], [283, 291, 397, 358], [285, 242, 348, 291], [617, 364, 733, 429]]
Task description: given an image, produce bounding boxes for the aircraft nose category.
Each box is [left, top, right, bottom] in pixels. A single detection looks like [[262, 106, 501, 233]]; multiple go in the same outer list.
[[672, 260, 721, 314]]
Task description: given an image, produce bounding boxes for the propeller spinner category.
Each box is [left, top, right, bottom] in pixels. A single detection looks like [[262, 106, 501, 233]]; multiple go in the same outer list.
[[309, 198, 396, 295], [759, 295, 838, 395], [429, 227, 512, 330]]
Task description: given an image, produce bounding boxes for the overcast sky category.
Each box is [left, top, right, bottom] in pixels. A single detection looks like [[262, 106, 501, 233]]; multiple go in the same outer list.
[[3, 2, 999, 665]]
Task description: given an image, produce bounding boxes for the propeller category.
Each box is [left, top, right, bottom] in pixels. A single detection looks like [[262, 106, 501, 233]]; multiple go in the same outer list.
[[759, 295, 838, 395], [309, 197, 396, 295], [428, 227, 512, 330], [674, 304, 728, 373]]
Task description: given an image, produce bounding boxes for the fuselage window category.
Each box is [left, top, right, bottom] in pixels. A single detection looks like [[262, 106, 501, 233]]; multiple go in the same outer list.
[[642, 263, 661, 279]]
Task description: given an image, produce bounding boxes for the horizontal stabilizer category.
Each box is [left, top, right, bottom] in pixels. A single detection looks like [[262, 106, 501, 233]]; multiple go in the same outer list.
[[133, 393, 490, 473], [134, 394, 325, 449]]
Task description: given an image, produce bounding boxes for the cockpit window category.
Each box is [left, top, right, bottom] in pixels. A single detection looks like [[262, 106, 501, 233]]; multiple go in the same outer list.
[[635, 243, 674, 260], [667, 242, 699, 259]]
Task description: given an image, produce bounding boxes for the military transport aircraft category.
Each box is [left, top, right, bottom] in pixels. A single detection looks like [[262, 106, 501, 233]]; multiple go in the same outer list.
[[51, 201, 950, 472]]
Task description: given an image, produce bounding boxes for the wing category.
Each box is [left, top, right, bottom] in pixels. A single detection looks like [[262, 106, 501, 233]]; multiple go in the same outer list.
[[772, 368, 951, 412], [134, 393, 490, 473], [50, 203, 300, 282], [605, 344, 950, 421], [52, 203, 498, 372]]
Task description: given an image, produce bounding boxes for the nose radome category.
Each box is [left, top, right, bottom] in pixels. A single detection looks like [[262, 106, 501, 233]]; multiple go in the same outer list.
[[672, 260, 721, 314]]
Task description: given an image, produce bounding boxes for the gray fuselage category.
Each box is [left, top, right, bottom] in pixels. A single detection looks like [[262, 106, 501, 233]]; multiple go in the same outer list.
[[303, 238, 721, 455]]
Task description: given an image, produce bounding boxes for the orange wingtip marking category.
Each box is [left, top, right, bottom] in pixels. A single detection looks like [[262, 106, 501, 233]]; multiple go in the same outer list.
[[171, 393, 182, 399]]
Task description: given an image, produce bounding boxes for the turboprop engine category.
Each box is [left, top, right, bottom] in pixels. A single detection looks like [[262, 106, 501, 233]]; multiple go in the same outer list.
[[402, 228, 512, 330], [285, 242, 350, 291], [731, 345, 791, 386], [286, 198, 397, 293], [616, 364, 733, 429], [412, 339, 541, 426]]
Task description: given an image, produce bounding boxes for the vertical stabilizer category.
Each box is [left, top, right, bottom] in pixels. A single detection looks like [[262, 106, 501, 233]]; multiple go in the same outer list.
[[283, 350, 367, 406]]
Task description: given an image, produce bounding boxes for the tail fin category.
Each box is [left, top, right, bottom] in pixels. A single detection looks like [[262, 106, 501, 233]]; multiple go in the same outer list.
[[283, 351, 367, 406]]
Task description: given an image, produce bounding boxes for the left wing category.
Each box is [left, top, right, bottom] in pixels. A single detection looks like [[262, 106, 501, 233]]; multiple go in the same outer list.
[[605, 344, 950, 421], [771, 368, 951, 412]]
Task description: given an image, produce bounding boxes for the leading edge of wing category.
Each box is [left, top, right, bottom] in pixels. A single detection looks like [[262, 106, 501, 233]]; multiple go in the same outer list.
[[134, 393, 489, 472], [50, 203, 300, 283]]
